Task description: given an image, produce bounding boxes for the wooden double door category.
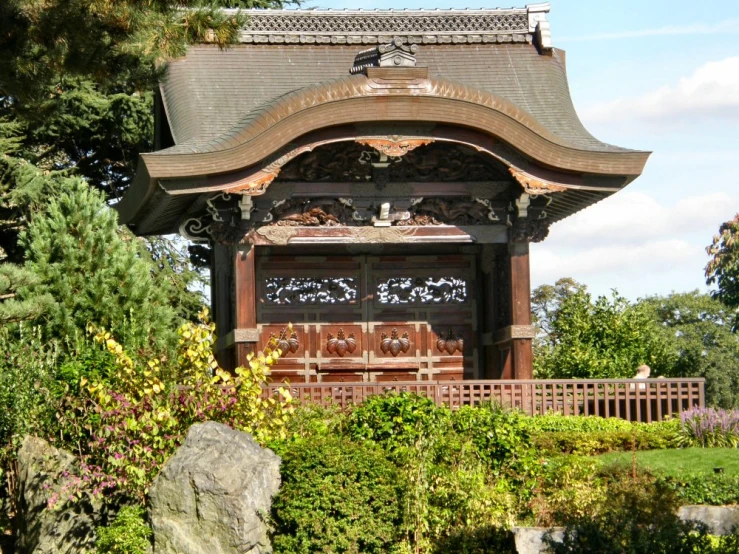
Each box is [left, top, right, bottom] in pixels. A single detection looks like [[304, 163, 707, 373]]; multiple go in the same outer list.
[[256, 253, 479, 382]]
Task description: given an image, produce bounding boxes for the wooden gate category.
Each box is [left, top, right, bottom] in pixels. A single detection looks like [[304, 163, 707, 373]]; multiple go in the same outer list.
[[255, 254, 479, 382]]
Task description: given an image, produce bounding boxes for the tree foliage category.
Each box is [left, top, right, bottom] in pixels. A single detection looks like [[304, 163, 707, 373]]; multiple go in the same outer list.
[[706, 213, 739, 331], [640, 291, 739, 408], [19, 180, 180, 348], [0, 0, 296, 266], [531, 277, 587, 358], [534, 285, 675, 379], [0, 263, 53, 324]]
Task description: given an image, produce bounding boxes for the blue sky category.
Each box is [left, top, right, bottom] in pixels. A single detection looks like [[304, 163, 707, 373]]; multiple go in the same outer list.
[[305, 0, 739, 300]]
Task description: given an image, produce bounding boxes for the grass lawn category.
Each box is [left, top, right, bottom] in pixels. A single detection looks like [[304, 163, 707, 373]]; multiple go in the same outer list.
[[598, 448, 739, 477]]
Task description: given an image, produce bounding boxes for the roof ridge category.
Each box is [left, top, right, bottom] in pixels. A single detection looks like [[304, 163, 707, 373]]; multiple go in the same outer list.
[[232, 3, 552, 47]]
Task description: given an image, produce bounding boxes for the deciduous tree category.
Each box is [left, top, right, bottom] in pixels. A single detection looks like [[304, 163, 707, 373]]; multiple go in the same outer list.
[[534, 284, 674, 379], [640, 291, 739, 409], [706, 214, 739, 331]]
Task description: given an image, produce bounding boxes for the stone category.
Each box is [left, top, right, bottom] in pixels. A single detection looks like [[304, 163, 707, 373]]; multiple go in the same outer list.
[[16, 436, 103, 554], [678, 505, 739, 536], [513, 527, 564, 554], [148, 422, 281, 554]]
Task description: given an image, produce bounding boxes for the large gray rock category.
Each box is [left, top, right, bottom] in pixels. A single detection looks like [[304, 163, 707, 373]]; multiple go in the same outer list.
[[513, 527, 564, 554], [17, 436, 102, 554], [678, 505, 739, 536], [148, 422, 281, 554]]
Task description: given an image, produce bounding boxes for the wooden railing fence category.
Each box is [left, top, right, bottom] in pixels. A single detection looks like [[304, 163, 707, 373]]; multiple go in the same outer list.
[[265, 378, 705, 422]]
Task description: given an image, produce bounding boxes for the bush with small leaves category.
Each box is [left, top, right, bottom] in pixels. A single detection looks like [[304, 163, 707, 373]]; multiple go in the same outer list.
[[271, 435, 402, 554], [347, 392, 448, 453], [62, 310, 293, 500], [96, 505, 152, 554], [545, 472, 720, 554]]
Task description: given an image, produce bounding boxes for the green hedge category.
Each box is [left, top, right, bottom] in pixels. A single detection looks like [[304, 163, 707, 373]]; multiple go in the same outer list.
[[270, 435, 402, 554], [532, 429, 678, 455], [662, 474, 739, 506]]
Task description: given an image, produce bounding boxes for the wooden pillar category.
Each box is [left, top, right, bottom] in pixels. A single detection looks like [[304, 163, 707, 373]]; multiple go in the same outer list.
[[212, 243, 235, 370], [509, 240, 533, 379], [234, 244, 258, 368]]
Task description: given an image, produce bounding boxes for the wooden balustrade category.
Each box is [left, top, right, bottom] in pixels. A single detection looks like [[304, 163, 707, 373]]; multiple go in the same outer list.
[[265, 378, 705, 422]]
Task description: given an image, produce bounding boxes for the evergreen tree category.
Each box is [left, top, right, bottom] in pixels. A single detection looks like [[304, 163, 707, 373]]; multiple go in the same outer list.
[[19, 180, 178, 347], [0, 0, 296, 263]]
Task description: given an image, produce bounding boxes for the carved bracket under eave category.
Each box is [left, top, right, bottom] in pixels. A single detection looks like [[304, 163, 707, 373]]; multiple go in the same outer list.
[[509, 167, 567, 195], [356, 138, 433, 158]]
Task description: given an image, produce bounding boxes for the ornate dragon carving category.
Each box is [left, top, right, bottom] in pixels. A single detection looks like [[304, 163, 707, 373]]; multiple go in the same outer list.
[[270, 199, 354, 227], [264, 277, 358, 305], [259, 197, 505, 229], [277, 141, 509, 183], [376, 276, 468, 304], [396, 197, 502, 226]]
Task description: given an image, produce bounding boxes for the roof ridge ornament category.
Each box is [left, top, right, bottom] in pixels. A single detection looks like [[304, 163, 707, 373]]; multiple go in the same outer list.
[[527, 3, 552, 51], [351, 38, 418, 75]]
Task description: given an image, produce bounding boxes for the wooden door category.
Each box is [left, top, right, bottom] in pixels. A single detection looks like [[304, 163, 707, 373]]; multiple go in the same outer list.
[[255, 253, 478, 383]]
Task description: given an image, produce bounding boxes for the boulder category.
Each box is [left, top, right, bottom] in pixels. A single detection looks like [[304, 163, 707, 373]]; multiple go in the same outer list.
[[148, 422, 281, 554], [16, 436, 102, 554], [678, 505, 739, 536], [513, 527, 564, 554]]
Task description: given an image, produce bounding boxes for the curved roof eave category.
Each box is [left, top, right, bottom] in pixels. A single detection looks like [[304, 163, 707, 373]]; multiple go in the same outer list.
[[117, 69, 650, 227]]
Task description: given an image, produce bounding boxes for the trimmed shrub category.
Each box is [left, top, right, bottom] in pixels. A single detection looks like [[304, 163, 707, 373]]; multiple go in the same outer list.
[[347, 392, 448, 453], [450, 403, 538, 477], [661, 473, 739, 506], [96, 505, 152, 554], [525, 414, 635, 433], [526, 415, 680, 455], [532, 429, 677, 455], [271, 435, 402, 554]]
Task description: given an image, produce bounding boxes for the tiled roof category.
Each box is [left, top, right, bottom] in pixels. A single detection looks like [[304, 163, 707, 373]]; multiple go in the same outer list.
[[116, 4, 650, 234], [159, 43, 618, 154]]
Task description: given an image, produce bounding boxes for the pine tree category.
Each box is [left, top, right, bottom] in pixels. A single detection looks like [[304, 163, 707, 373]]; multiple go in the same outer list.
[[0, 264, 53, 324], [20, 180, 178, 347]]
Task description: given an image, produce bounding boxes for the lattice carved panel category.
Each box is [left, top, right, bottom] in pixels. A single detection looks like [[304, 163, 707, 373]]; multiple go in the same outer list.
[[264, 277, 358, 305], [376, 276, 468, 305]]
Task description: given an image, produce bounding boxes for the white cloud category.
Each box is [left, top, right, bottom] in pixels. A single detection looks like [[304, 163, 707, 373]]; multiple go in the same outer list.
[[532, 239, 695, 284], [531, 191, 739, 298], [581, 57, 739, 124], [545, 191, 737, 248], [560, 20, 739, 42]]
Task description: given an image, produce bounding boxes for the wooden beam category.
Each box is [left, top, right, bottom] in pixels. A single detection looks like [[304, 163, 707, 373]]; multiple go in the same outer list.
[[248, 225, 508, 245]]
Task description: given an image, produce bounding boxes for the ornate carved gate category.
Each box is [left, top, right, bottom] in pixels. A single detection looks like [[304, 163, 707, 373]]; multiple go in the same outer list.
[[256, 253, 478, 382]]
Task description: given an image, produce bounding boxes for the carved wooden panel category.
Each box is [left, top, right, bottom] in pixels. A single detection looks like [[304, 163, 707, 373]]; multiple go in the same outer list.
[[319, 324, 366, 367], [255, 253, 477, 382]]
